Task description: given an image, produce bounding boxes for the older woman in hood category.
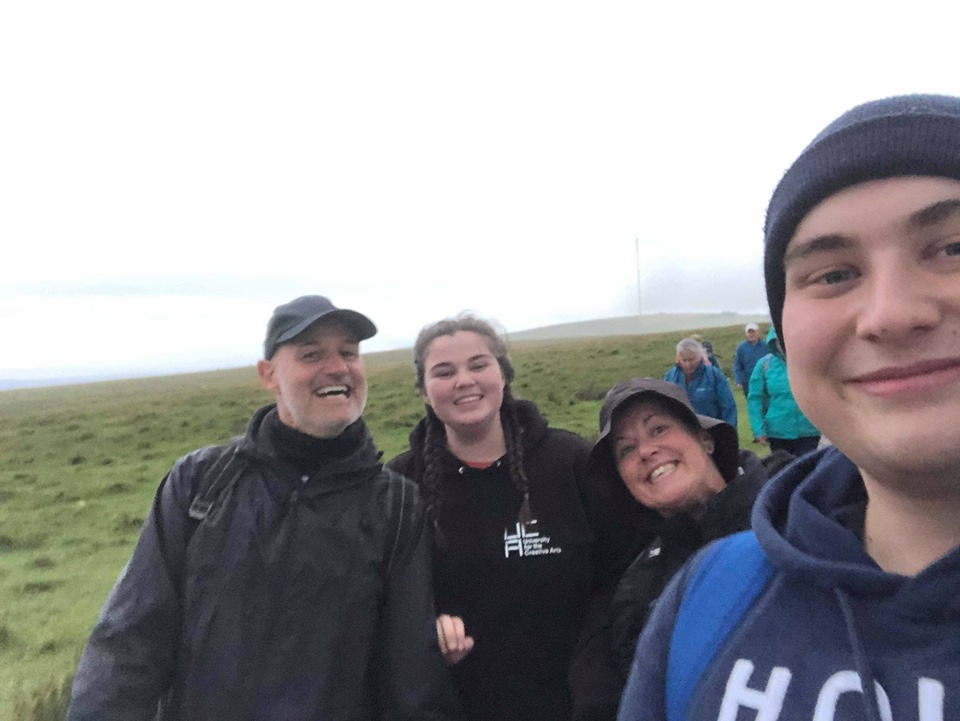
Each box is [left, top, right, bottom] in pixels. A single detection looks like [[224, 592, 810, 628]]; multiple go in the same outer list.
[[570, 378, 791, 721]]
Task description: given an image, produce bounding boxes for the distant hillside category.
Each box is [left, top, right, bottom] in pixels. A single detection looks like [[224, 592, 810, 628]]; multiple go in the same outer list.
[[0, 373, 149, 391], [0, 313, 769, 391], [506, 312, 769, 342]]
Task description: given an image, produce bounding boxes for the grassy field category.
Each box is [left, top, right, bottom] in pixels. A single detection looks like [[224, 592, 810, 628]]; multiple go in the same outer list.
[[0, 323, 762, 719]]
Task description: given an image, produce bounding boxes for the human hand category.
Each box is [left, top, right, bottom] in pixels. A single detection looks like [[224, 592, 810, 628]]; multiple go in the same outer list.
[[754, 436, 768, 445], [436, 614, 474, 665]]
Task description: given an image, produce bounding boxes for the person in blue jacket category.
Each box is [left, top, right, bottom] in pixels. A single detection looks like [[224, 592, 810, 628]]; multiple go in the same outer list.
[[619, 95, 960, 721], [747, 328, 820, 455], [663, 338, 737, 427], [732, 323, 768, 398]]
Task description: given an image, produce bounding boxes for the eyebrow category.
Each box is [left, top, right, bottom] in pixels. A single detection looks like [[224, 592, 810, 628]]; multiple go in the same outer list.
[[906, 199, 960, 230], [429, 354, 492, 370], [782, 234, 854, 267], [785, 198, 960, 268], [613, 410, 669, 439]]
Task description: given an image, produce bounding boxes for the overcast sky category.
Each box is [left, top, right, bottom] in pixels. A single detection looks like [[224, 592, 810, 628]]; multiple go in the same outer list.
[[3, 2, 960, 382]]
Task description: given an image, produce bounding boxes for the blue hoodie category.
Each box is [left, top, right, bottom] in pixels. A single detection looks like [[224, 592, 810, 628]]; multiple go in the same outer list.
[[617, 447, 960, 720]]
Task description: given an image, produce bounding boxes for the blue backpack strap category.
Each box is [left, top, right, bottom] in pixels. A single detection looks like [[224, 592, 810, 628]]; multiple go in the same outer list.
[[666, 531, 773, 721]]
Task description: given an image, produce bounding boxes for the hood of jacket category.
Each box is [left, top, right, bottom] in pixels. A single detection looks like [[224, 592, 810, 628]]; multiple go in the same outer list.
[[752, 446, 960, 619], [697, 449, 767, 543], [237, 404, 384, 497], [766, 327, 785, 359]]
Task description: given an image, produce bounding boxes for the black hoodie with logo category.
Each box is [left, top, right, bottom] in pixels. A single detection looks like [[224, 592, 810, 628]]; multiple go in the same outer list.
[[389, 400, 650, 721]]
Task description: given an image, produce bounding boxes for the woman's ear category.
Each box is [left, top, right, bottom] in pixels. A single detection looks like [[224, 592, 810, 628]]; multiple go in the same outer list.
[[698, 430, 715, 455]]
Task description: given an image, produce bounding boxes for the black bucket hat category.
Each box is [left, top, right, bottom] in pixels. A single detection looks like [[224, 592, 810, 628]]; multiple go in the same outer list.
[[263, 295, 377, 359], [588, 377, 740, 483]]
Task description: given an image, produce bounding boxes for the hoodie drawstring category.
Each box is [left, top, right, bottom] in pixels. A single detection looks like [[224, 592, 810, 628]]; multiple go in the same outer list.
[[834, 588, 887, 721]]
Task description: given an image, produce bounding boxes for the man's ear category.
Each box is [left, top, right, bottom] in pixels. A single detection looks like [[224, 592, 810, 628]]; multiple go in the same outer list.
[[257, 359, 276, 391]]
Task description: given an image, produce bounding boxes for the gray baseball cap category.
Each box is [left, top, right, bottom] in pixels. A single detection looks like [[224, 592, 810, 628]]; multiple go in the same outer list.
[[263, 295, 377, 359]]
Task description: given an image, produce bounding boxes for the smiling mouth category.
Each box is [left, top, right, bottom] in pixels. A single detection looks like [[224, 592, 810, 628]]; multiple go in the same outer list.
[[851, 358, 960, 382], [315, 385, 350, 398], [454, 394, 482, 405], [648, 462, 677, 482], [847, 358, 960, 396]]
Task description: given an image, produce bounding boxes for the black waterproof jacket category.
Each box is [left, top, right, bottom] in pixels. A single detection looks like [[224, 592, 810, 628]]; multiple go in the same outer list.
[[569, 449, 793, 720], [67, 405, 461, 721]]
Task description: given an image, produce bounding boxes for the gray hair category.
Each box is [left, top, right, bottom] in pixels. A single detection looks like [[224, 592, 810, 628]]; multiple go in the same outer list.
[[676, 338, 704, 356]]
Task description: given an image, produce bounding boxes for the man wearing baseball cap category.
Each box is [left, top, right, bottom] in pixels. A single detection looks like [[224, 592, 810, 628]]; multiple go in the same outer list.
[[68, 296, 461, 721], [733, 322, 768, 399], [619, 95, 960, 720]]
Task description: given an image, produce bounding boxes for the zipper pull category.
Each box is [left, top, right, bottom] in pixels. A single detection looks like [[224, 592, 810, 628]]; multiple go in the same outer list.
[[290, 474, 309, 505]]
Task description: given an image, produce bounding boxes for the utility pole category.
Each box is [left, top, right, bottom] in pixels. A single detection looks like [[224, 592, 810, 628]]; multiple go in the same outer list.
[[634, 237, 642, 328]]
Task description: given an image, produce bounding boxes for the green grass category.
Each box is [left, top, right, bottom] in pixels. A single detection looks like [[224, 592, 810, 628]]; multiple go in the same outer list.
[[0, 324, 762, 719]]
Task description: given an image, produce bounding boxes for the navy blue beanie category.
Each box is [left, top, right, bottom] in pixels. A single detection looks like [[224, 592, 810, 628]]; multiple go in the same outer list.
[[763, 94, 960, 342]]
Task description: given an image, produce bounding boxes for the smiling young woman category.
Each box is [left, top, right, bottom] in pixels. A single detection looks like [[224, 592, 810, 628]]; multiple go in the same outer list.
[[388, 314, 651, 721]]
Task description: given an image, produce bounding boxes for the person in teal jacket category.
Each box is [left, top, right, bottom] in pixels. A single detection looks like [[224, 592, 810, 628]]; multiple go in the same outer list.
[[747, 328, 819, 455], [663, 338, 737, 427]]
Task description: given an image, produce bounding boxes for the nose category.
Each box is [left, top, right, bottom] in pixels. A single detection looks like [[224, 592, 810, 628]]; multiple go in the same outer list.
[[855, 263, 942, 342], [453, 369, 476, 388], [321, 354, 349, 375], [635, 437, 659, 463]]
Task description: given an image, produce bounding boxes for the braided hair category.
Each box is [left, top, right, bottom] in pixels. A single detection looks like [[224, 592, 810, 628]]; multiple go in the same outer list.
[[412, 315, 533, 545]]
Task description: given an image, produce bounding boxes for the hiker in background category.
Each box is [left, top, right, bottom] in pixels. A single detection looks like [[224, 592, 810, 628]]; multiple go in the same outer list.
[[619, 94, 960, 721], [747, 328, 820, 455], [663, 338, 737, 426], [690, 333, 720, 367], [702, 341, 720, 368], [67, 295, 461, 721], [388, 314, 651, 721], [732, 322, 768, 398], [568, 379, 792, 721]]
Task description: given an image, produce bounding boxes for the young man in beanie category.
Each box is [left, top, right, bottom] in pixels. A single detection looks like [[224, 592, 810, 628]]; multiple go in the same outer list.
[[618, 95, 960, 720], [67, 296, 461, 721]]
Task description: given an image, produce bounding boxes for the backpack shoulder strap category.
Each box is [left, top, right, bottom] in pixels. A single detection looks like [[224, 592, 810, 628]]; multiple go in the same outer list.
[[379, 469, 422, 576], [666, 531, 773, 721], [187, 444, 248, 523]]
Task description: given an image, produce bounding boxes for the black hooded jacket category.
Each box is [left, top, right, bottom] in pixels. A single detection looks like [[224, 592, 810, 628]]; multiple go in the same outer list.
[[569, 448, 793, 720], [67, 404, 461, 721]]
